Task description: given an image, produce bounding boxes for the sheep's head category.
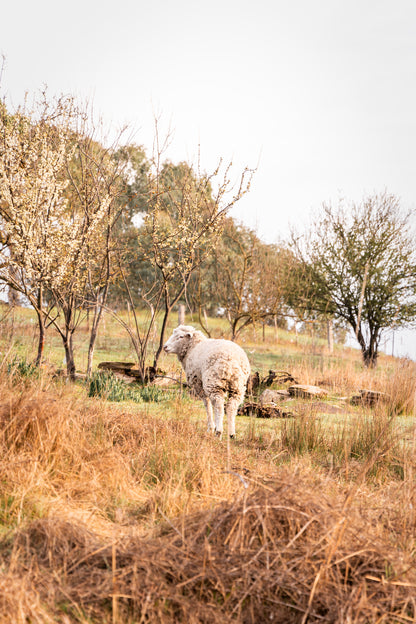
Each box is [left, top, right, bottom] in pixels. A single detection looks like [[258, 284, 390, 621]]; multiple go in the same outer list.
[[163, 325, 197, 359]]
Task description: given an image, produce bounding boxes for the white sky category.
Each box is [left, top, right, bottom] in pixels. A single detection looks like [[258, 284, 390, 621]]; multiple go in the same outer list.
[[1, 0, 416, 358]]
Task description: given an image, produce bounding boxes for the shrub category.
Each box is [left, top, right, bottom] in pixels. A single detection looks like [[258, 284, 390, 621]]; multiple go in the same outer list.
[[7, 355, 39, 380], [88, 370, 131, 402], [88, 371, 173, 403], [281, 412, 327, 455]]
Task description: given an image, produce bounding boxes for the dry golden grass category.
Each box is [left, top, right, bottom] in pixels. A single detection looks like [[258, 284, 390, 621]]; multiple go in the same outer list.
[[0, 364, 415, 623], [0, 380, 241, 533], [284, 354, 416, 417], [3, 471, 416, 624]]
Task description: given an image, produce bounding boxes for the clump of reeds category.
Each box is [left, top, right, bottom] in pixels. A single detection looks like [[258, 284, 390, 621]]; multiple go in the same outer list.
[[88, 369, 132, 401], [6, 354, 40, 382], [382, 357, 416, 415], [279, 400, 416, 484], [281, 410, 327, 456], [88, 370, 175, 403]]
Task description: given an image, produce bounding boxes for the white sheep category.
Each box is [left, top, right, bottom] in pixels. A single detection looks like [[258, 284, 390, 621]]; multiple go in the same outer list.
[[163, 325, 250, 438]]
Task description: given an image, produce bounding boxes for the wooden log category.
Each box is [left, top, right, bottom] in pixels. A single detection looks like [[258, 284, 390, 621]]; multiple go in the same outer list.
[[288, 384, 327, 399]]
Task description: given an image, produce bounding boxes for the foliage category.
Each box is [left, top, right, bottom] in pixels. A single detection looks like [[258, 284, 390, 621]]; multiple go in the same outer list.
[[6, 355, 39, 380], [191, 218, 292, 338], [107, 144, 150, 308], [111, 150, 254, 373], [0, 93, 255, 377], [290, 192, 416, 366], [88, 370, 172, 403]]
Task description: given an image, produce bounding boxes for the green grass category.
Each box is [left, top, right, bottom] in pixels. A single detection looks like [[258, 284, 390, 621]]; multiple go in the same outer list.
[[88, 370, 177, 404], [0, 305, 340, 375]]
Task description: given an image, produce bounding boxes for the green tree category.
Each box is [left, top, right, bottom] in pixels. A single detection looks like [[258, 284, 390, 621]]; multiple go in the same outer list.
[[291, 192, 416, 366], [106, 144, 152, 310]]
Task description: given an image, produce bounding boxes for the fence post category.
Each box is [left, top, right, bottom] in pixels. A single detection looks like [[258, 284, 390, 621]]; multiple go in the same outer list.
[[178, 303, 185, 326], [327, 318, 334, 354]]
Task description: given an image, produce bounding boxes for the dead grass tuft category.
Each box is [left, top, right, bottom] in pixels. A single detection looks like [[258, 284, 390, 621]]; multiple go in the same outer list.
[[2, 472, 416, 623], [383, 358, 416, 415]]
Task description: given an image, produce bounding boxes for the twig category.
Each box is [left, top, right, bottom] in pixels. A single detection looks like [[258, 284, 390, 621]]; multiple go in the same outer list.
[[222, 470, 249, 489]]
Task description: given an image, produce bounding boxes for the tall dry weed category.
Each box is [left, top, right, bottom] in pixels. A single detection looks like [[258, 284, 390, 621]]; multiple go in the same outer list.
[[0, 375, 243, 534], [382, 357, 416, 414], [289, 355, 415, 415], [278, 399, 416, 484]]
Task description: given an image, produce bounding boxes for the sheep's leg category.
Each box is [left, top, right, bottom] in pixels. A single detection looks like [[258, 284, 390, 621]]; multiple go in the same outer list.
[[210, 393, 225, 437], [203, 397, 215, 432], [225, 395, 242, 438]]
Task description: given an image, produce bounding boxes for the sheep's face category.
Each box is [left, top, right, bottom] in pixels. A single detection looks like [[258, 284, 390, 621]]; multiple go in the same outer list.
[[163, 325, 195, 356]]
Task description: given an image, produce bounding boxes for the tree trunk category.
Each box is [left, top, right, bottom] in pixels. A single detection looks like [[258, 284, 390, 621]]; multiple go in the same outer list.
[[356, 326, 379, 368], [362, 343, 378, 368], [203, 308, 209, 331], [63, 333, 76, 380], [231, 319, 238, 342], [86, 294, 106, 377], [87, 323, 98, 377], [178, 303, 185, 326], [153, 304, 171, 370], [35, 287, 45, 366], [35, 312, 45, 366], [153, 281, 188, 370]]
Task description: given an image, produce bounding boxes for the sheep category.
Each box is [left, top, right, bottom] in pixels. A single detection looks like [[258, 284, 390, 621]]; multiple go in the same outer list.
[[163, 325, 250, 438]]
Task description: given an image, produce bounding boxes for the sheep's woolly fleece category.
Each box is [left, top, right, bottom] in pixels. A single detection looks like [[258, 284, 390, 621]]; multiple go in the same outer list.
[[164, 326, 250, 396], [163, 326, 250, 436]]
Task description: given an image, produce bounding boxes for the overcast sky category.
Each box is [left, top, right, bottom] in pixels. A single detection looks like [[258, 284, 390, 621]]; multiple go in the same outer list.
[[1, 0, 416, 358]]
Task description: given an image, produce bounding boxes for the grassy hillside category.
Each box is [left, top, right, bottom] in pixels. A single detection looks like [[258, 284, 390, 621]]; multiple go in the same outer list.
[[0, 307, 415, 622]]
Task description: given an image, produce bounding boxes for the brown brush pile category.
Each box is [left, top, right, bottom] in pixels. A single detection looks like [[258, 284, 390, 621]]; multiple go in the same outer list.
[[2, 471, 416, 623]]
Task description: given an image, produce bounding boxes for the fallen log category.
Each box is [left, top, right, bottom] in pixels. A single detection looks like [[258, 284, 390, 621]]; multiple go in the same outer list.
[[97, 362, 158, 382], [238, 401, 295, 418], [289, 384, 327, 399], [350, 389, 390, 406]]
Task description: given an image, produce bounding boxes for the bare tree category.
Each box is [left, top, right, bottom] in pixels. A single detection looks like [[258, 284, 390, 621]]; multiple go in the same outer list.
[[112, 148, 254, 378], [193, 219, 290, 340]]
